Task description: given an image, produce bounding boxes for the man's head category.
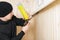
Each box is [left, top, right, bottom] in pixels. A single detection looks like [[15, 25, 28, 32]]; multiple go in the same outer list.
[[0, 1, 14, 21]]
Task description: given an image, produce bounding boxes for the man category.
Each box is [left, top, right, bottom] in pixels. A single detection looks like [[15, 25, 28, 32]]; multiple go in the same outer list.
[[0, 1, 30, 40]]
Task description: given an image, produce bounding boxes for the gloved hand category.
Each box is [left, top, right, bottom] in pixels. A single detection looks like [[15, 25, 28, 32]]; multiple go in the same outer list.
[[21, 15, 32, 26], [23, 20, 28, 26]]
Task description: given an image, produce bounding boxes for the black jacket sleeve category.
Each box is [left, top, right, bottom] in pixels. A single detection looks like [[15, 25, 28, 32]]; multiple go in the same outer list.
[[13, 16, 28, 26], [11, 31, 25, 40], [0, 31, 25, 40]]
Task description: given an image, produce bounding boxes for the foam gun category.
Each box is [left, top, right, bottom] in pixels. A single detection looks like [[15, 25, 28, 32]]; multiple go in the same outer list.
[[17, 3, 42, 26]]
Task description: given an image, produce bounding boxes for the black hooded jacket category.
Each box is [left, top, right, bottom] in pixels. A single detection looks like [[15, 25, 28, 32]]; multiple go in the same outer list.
[[0, 16, 26, 40]]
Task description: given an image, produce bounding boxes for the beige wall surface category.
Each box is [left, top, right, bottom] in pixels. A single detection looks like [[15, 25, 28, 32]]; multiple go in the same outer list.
[[36, 0, 60, 40]]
